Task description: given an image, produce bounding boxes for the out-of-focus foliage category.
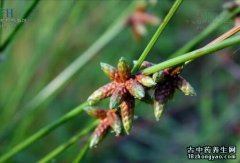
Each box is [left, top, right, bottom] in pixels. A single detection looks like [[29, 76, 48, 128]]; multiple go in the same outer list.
[[0, 0, 240, 162]]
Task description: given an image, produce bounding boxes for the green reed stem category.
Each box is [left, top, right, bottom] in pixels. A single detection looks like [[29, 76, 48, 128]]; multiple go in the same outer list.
[[1, 1, 240, 162], [142, 34, 240, 75], [72, 140, 91, 163], [3, 26, 238, 163], [132, 0, 183, 73], [5, 0, 79, 148], [0, 0, 136, 145], [36, 2, 239, 163], [171, 7, 240, 58], [0, 1, 138, 162], [38, 0, 176, 161], [38, 120, 98, 163], [0, 0, 40, 52], [206, 24, 240, 46], [27, 1, 137, 111], [0, 102, 89, 163]]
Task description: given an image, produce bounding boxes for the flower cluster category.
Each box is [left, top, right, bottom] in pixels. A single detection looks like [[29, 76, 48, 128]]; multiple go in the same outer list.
[[127, 4, 160, 40], [85, 58, 196, 148]]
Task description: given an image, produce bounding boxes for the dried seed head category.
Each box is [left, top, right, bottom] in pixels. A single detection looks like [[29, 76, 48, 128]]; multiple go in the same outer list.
[[87, 82, 116, 105], [118, 57, 131, 81], [136, 74, 156, 87], [120, 97, 135, 134], [125, 78, 145, 99], [100, 62, 118, 80]]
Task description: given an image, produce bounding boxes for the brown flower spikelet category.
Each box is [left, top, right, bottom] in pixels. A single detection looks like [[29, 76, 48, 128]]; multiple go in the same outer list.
[[89, 109, 121, 148], [127, 5, 160, 40], [88, 82, 116, 105], [152, 65, 196, 121], [90, 118, 109, 148], [87, 59, 196, 148], [120, 95, 135, 134], [87, 57, 150, 109]]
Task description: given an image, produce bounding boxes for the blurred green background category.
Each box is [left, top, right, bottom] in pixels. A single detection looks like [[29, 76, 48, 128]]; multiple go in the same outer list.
[[0, 0, 240, 162]]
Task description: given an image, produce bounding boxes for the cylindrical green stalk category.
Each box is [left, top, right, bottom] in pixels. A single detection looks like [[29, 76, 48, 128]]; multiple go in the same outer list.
[[38, 121, 98, 163], [131, 0, 183, 73], [207, 24, 240, 46], [1, 1, 240, 162], [72, 140, 91, 163], [171, 7, 240, 57], [27, 1, 138, 112], [38, 1, 184, 161], [0, 102, 89, 163], [0, 0, 138, 148], [0, 1, 139, 162], [142, 35, 240, 75], [2, 1, 78, 148], [183, 24, 240, 66]]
